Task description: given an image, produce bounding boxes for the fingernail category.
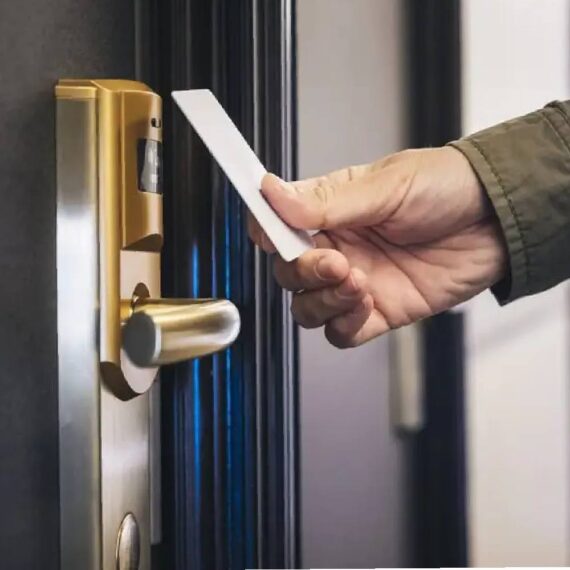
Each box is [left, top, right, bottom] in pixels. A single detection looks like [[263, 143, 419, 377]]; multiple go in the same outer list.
[[262, 174, 295, 197], [277, 180, 297, 197], [352, 295, 372, 314], [315, 256, 338, 280]]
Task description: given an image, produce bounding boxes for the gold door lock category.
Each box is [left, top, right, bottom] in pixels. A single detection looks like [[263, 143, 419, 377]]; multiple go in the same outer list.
[[56, 79, 240, 401]]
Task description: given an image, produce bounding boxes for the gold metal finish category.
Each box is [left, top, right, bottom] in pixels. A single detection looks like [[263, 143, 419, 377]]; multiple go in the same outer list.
[[56, 83, 153, 570], [100, 250, 157, 570], [55, 84, 97, 99], [57, 79, 163, 400], [121, 90, 162, 251], [123, 298, 241, 367], [57, 78, 241, 398], [56, 78, 241, 569], [109, 250, 160, 399]]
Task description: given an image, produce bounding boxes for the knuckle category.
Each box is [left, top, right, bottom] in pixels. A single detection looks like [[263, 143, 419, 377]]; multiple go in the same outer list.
[[398, 148, 416, 160], [273, 259, 298, 290], [379, 153, 399, 168], [319, 289, 338, 310], [397, 170, 415, 194], [324, 288, 355, 312], [291, 297, 322, 329], [380, 149, 411, 168], [297, 256, 319, 283], [310, 180, 335, 228]]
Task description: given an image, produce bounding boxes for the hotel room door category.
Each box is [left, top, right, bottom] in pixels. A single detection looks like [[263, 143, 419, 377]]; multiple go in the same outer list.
[[0, 1, 298, 568]]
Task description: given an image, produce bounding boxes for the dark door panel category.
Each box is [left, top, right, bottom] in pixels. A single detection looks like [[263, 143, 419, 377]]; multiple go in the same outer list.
[[139, 1, 300, 568], [1, 0, 300, 568], [0, 1, 134, 567]]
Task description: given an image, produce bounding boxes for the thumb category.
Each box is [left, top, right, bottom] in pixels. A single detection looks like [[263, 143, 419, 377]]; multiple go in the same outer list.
[[261, 168, 400, 231]]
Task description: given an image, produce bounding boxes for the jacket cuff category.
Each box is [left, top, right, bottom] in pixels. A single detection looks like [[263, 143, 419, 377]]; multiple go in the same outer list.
[[449, 102, 570, 304], [449, 138, 524, 303]]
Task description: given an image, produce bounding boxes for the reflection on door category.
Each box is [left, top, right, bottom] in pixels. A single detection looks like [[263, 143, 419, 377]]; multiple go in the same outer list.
[[139, 1, 300, 569]]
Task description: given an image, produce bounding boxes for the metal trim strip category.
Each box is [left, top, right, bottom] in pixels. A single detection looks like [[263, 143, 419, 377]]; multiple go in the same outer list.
[[56, 95, 101, 570]]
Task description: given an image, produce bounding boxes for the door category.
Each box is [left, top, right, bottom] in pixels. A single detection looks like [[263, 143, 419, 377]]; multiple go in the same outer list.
[[149, 2, 300, 569], [0, 1, 298, 569]]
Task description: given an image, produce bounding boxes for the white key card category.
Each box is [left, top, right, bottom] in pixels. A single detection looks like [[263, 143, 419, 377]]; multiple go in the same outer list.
[[172, 89, 314, 261]]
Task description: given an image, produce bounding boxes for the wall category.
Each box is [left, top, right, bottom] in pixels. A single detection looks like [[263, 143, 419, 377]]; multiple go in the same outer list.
[[296, 1, 412, 567], [461, 0, 570, 565]]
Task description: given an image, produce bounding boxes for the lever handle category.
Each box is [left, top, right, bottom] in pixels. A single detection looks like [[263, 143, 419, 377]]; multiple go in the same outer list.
[[122, 297, 241, 367]]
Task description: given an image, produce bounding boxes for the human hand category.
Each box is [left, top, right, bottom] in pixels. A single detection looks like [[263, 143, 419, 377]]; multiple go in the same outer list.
[[248, 147, 507, 348]]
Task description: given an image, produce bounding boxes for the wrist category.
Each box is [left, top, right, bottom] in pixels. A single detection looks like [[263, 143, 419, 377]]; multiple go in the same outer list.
[[442, 144, 493, 223]]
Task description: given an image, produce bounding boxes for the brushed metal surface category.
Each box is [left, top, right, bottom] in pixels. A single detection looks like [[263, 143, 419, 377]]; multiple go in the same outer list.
[[122, 298, 241, 366], [280, 4, 298, 565], [57, 89, 155, 570], [116, 513, 141, 570], [56, 94, 101, 570], [101, 250, 158, 570], [149, 380, 162, 545]]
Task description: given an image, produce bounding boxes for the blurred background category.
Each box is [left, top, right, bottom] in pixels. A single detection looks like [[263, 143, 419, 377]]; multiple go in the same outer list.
[[296, 0, 570, 567]]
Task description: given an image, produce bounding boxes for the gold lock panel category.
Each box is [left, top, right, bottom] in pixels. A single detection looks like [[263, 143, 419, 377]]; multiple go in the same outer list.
[[56, 79, 163, 249], [56, 80, 240, 401], [56, 79, 162, 399], [55, 78, 240, 570]]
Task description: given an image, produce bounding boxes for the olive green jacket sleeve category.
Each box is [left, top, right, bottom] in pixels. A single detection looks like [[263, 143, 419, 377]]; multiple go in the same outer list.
[[449, 101, 570, 304]]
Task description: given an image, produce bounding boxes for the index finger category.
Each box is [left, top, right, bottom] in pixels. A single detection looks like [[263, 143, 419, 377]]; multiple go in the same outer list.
[[273, 248, 349, 292]]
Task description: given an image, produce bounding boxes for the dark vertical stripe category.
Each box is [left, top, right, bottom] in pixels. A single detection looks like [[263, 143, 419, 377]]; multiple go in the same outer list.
[[407, 0, 462, 147], [406, 0, 468, 566], [414, 314, 468, 566], [139, 0, 300, 568]]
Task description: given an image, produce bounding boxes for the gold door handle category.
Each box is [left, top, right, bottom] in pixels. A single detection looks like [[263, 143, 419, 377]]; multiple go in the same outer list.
[[122, 297, 241, 367]]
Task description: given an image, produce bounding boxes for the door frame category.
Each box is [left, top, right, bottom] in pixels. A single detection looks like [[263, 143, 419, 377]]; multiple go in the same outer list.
[[406, 0, 468, 566]]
